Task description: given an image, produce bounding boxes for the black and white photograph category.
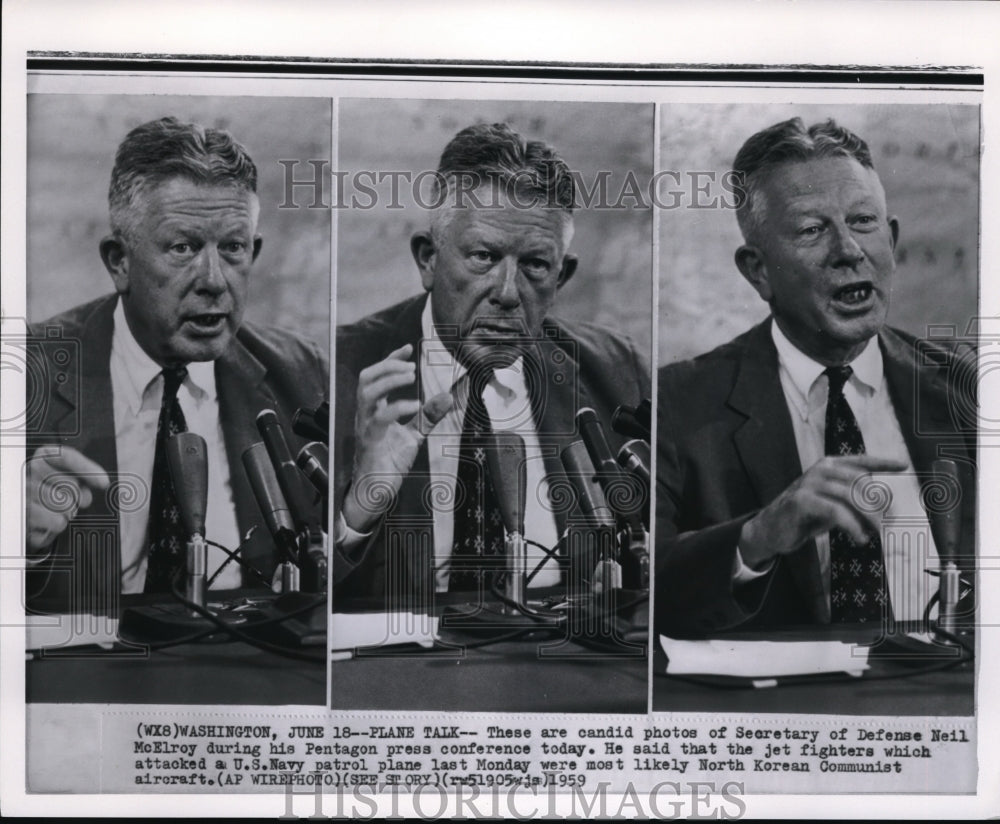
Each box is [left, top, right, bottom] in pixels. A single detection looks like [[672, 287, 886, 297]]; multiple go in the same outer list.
[[330, 98, 653, 712], [22, 95, 332, 707], [653, 103, 979, 719], [2, 1, 998, 817]]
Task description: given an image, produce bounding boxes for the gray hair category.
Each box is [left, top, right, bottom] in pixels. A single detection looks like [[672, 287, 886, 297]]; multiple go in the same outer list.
[[108, 116, 258, 241], [427, 122, 576, 249], [733, 117, 876, 244]]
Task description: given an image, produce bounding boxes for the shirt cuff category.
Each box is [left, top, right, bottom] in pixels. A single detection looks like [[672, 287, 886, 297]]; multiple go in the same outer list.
[[25, 548, 55, 567], [335, 511, 373, 548], [732, 545, 774, 585]]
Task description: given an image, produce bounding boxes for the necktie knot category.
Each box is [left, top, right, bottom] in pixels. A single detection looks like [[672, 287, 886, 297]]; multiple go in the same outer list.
[[458, 367, 495, 435], [161, 366, 188, 402], [824, 365, 853, 397]]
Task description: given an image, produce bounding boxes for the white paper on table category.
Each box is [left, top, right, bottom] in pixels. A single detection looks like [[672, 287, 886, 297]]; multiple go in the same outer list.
[[329, 612, 439, 660], [660, 635, 870, 678], [25, 614, 120, 651]]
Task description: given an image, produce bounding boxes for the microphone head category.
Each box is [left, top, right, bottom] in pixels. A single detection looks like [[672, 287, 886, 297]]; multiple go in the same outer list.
[[166, 432, 208, 537], [617, 439, 651, 486], [257, 407, 315, 530], [292, 407, 328, 443], [256, 408, 279, 427], [292, 403, 329, 443], [611, 399, 652, 441], [928, 459, 962, 562], [577, 407, 619, 476], [560, 440, 615, 527], [242, 442, 296, 539], [256, 408, 287, 456], [484, 432, 527, 535], [296, 442, 329, 496]]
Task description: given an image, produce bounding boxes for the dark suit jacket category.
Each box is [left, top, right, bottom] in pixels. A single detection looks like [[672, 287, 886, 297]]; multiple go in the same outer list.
[[334, 294, 651, 607], [655, 318, 977, 636], [25, 294, 329, 614]]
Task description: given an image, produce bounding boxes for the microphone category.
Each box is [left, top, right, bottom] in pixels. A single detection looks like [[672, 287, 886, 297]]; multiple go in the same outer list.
[[562, 440, 620, 592], [295, 442, 329, 593], [578, 407, 646, 536], [296, 442, 329, 497], [611, 399, 651, 441], [929, 459, 963, 638], [578, 407, 621, 490], [256, 410, 316, 532], [560, 440, 615, 528], [292, 402, 329, 444], [484, 432, 527, 536], [484, 432, 527, 610], [617, 439, 650, 489], [242, 442, 299, 572], [166, 433, 208, 538], [166, 433, 209, 608], [929, 459, 961, 563]]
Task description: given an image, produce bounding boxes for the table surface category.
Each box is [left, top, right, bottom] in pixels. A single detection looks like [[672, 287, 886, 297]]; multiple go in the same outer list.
[[653, 624, 975, 716], [27, 597, 973, 716], [26, 591, 649, 712]]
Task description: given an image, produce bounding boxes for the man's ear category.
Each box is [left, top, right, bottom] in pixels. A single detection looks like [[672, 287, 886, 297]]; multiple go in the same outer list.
[[411, 231, 436, 292], [556, 254, 578, 289], [99, 235, 130, 294], [252, 235, 263, 262], [734, 244, 773, 303], [888, 215, 900, 252]]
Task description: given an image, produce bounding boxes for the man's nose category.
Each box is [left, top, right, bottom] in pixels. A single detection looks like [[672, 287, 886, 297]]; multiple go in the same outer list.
[[491, 257, 521, 308], [829, 224, 865, 268], [195, 246, 227, 293]]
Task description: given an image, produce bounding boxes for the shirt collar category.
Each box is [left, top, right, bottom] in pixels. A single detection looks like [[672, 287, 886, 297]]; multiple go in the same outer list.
[[111, 297, 215, 411], [420, 298, 527, 403], [770, 318, 883, 418]]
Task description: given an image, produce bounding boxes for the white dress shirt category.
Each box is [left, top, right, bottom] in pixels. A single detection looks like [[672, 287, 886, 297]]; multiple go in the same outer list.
[[336, 300, 563, 592], [110, 299, 242, 593], [418, 301, 561, 591], [735, 322, 940, 621]]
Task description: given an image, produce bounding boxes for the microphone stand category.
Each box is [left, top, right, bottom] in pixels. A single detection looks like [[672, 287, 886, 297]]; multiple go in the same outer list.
[[503, 528, 527, 616], [928, 459, 969, 647], [936, 561, 961, 639], [184, 533, 208, 612]]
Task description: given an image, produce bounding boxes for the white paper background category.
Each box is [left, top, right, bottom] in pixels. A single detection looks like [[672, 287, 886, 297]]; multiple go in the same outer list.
[[3, 0, 999, 818]]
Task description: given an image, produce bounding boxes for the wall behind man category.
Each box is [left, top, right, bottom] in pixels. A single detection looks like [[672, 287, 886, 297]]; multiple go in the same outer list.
[[658, 103, 980, 364], [336, 98, 654, 359], [27, 94, 331, 349]]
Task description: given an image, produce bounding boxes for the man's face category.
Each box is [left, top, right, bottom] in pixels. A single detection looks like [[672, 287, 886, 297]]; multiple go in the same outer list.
[[103, 177, 261, 367], [736, 156, 899, 365], [412, 188, 575, 368]]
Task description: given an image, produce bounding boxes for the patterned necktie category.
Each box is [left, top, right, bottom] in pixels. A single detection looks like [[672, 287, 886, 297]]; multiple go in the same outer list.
[[448, 373, 506, 592], [143, 366, 189, 593], [825, 365, 890, 623]]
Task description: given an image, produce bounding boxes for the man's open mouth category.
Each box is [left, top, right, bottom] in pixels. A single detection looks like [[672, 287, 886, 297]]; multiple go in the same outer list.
[[832, 282, 874, 307], [186, 313, 228, 331]]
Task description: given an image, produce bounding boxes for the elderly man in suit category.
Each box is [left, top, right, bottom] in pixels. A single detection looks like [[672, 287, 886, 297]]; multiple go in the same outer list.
[[656, 117, 976, 636], [25, 117, 328, 614], [334, 122, 650, 609]]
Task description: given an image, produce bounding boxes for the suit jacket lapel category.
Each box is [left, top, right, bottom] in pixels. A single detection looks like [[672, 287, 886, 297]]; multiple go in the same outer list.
[[728, 319, 827, 621], [881, 329, 943, 474], [60, 296, 118, 481]]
